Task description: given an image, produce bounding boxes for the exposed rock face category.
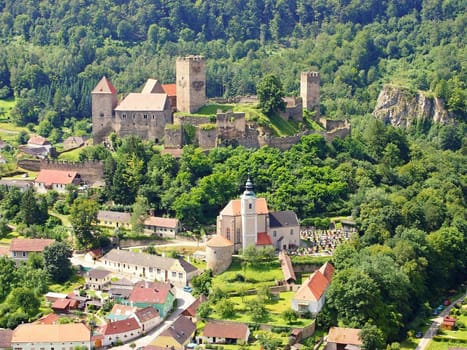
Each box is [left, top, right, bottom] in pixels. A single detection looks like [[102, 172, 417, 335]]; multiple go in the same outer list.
[[373, 85, 454, 127]]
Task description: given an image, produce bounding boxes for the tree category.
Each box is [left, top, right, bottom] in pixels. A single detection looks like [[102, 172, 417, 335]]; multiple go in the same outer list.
[[191, 269, 213, 296], [196, 301, 212, 320], [281, 308, 299, 324], [6, 287, 40, 317], [247, 297, 269, 322], [217, 298, 236, 318], [256, 74, 286, 116], [360, 322, 386, 350], [131, 195, 148, 234], [70, 197, 99, 248], [43, 241, 73, 283], [256, 330, 282, 350]]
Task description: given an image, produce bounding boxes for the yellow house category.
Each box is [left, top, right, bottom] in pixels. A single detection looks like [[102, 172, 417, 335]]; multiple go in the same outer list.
[[150, 316, 195, 350], [97, 210, 131, 229]]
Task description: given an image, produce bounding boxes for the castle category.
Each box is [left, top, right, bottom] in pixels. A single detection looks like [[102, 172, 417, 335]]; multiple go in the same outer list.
[[92, 55, 349, 149]]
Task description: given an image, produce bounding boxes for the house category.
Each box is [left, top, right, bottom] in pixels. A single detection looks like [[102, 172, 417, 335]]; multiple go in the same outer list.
[[144, 216, 180, 238], [127, 281, 175, 318], [63, 136, 88, 150], [28, 135, 51, 148], [107, 304, 138, 321], [182, 294, 207, 321], [100, 318, 142, 347], [217, 177, 300, 253], [10, 238, 55, 263], [134, 306, 162, 332], [18, 144, 52, 159], [51, 298, 77, 313], [201, 320, 250, 345], [45, 292, 68, 304], [150, 316, 196, 350], [325, 327, 362, 350], [442, 316, 457, 330], [11, 323, 92, 350], [0, 329, 12, 350], [101, 249, 198, 287], [97, 210, 131, 229], [109, 278, 136, 303], [85, 268, 112, 290], [0, 179, 33, 191], [34, 169, 81, 193], [291, 262, 334, 315], [279, 250, 296, 284]]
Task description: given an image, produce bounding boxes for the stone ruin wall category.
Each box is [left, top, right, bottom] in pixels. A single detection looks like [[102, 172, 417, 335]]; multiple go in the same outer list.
[[164, 126, 184, 149]]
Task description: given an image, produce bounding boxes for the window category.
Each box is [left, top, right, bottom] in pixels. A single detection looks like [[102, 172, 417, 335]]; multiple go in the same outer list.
[[172, 272, 176, 277], [248, 203, 252, 209], [149, 267, 153, 272], [273, 231, 277, 237], [99, 112, 104, 117], [22, 252, 26, 257], [226, 228, 230, 241], [157, 268, 161, 274], [290, 229, 294, 235], [179, 272, 183, 279], [143, 114, 148, 119], [122, 114, 127, 119]]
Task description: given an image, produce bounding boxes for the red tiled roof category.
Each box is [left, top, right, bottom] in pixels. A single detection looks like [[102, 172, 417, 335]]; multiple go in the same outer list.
[[443, 316, 457, 326], [10, 238, 55, 252], [220, 198, 269, 216], [294, 271, 329, 302], [319, 262, 335, 282], [102, 317, 140, 335], [144, 216, 179, 229], [327, 327, 362, 346], [35, 169, 79, 186], [182, 295, 207, 317], [52, 298, 71, 310], [92, 76, 117, 94], [162, 84, 177, 97], [0, 329, 12, 348], [257, 232, 272, 246], [135, 306, 160, 322], [36, 313, 60, 325], [279, 251, 296, 282], [207, 235, 233, 248], [129, 281, 172, 305], [203, 321, 249, 340]]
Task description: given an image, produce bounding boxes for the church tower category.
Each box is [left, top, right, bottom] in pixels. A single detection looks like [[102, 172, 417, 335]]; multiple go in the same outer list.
[[176, 55, 206, 113], [241, 176, 258, 252], [300, 71, 320, 117], [92, 76, 118, 144]]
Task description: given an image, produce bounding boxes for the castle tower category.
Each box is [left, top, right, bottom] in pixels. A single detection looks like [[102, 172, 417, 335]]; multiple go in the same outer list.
[[240, 176, 258, 252], [176, 56, 206, 113], [92, 76, 118, 144], [300, 71, 320, 117]]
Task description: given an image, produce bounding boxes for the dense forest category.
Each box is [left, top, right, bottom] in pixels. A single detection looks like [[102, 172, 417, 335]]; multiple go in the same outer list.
[[0, 0, 465, 345]]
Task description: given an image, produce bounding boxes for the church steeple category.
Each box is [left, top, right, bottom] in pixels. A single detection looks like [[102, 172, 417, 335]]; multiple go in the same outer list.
[[241, 173, 258, 251], [243, 175, 255, 197]]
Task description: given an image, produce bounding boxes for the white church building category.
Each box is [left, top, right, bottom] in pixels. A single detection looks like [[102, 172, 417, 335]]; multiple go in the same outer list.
[[216, 177, 300, 252]]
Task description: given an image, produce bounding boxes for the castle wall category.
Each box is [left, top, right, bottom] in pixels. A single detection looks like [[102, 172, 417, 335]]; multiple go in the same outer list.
[[176, 56, 206, 113], [206, 244, 234, 275], [322, 126, 351, 142], [301, 72, 320, 117], [173, 115, 212, 126], [164, 126, 184, 149], [197, 127, 217, 150], [319, 118, 349, 131], [280, 97, 303, 122]]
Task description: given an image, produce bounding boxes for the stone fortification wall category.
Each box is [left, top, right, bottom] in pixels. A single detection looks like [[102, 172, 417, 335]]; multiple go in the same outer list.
[[280, 97, 303, 122], [164, 126, 184, 148], [173, 114, 212, 126], [322, 126, 351, 142], [41, 159, 104, 185], [197, 127, 217, 150], [319, 118, 349, 131], [17, 159, 41, 172]]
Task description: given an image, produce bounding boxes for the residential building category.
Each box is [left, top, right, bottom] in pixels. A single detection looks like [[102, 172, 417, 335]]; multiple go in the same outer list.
[[101, 249, 198, 287], [292, 262, 335, 315], [34, 169, 81, 193], [325, 327, 362, 350], [0, 329, 12, 350], [182, 294, 207, 322], [150, 316, 195, 350], [85, 268, 112, 290], [216, 177, 300, 253], [63, 136, 88, 150], [100, 318, 142, 347], [107, 304, 138, 322], [134, 306, 162, 332], [144, 216, 180, 238], [127, 281, 175, 318], [11, 323, 92, 350], [201, 321, 250, 345], [9, 238, 55, 263], [97, 210, 131, 229], [0, 179, 33, 192]]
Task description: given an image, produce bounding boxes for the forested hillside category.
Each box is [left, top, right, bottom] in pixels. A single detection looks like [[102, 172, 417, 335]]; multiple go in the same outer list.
[[0, 0, 465, 345]]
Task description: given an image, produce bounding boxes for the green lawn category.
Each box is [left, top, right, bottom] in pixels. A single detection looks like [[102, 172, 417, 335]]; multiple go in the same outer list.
[[58, 147, 83, 161], [210, 291, 314, 327], [49, 275, 85, 294], [212, 257, 284, 293], [0, 98, 16, 120]]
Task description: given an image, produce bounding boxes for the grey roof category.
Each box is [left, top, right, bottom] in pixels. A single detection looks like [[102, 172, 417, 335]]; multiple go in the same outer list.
[[87, 268, 111, 279], [102, 249, 197, 273], [109, 288, 132, 299], [111, 278, 135, 287], [269, 210, 299, 228], [160, 316, 195, 345], [0, 179, 33, 189], [97, 210, 131, 223]]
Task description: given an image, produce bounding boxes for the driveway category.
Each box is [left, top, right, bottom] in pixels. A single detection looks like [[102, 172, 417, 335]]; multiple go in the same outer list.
[[415, 295, 465, 350]]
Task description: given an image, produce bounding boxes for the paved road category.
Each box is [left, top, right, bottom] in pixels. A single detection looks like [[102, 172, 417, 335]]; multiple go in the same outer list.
[[415, 294, 465, 350]]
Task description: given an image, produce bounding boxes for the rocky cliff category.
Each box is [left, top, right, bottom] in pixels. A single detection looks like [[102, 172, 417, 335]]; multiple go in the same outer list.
[[373, 85, 454, 127]]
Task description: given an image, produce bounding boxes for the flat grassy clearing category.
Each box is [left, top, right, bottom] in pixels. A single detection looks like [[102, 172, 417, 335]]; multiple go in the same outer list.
[[58, 147, 83, 161], [49, 275, 85, 294], [0, 231, 22, 245], [0, 98, 16, 120], [212, 258, 283, 293], [210, 291, 313, 327]]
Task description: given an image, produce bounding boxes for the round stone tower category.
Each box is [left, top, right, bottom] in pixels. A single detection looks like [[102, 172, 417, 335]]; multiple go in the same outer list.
[[300, 71, 320, 117], [176, 55, 206, 113], [206, 235, 234, 275]]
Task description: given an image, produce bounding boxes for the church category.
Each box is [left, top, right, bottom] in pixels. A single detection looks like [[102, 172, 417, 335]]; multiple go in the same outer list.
[[216, 177, 300, 253]]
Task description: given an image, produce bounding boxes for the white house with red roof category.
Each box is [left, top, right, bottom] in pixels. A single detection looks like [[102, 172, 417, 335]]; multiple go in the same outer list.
[[34, 169, 81, 193], [216, 177, 300, 252], [100, 317, 142, 347], [127, 281, 175, 318], [9, 238, 55, 263], [144, 216, 180, 238], [292, 262, 335, 315]]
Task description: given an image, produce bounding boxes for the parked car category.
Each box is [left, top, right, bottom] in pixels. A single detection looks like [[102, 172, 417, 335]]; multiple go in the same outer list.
[[183, 285, 193, 293], [415, 331, 423, 338], [443, 299, 451, 306]]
